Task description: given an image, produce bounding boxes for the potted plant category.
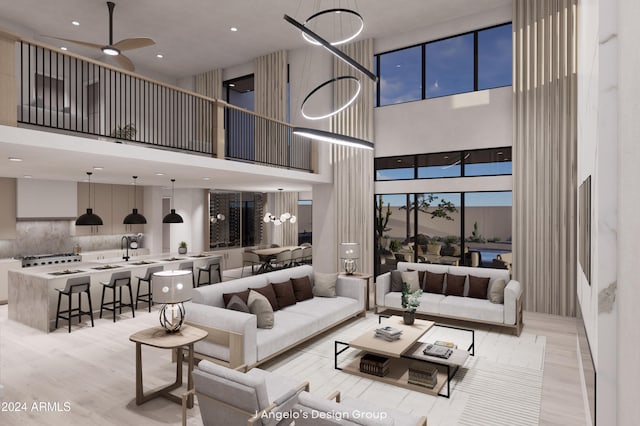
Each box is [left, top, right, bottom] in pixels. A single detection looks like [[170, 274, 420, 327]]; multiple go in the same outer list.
[[401, 283, 423, 325], [178, 241, 187, 255]]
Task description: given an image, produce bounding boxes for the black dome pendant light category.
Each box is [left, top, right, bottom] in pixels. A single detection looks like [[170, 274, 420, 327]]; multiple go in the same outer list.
[[123, 176, 147, 224], [162, 178, 184, 224], [76, 171, 104, 226]]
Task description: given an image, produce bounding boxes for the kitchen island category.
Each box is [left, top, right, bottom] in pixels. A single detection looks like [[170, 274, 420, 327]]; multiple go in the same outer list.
[[8, 253, 221, 332]]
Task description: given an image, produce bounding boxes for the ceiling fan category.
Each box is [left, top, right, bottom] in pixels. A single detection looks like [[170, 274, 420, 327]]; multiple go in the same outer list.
[[44, 1, 155, 72]]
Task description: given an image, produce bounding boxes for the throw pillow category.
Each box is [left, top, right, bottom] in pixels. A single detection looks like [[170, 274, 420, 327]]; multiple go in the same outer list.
[[468, 275, 490, 299], [253, 284, 279, 311], [400, 270, 421, 292], [423, 270, 445, 294], [445, 273, 466, 296], [489, 278, 507, 303], [291, 276, 314, 302], [313, 272, 338, 297], [222, 289, 250, 307], [451, 244, 462, 257], [407, 268, 426, 288], [226, 294, 250, 313], [247, 290, 274, 329], [390, 270, 404, 292], [271, 279, 297, 308]]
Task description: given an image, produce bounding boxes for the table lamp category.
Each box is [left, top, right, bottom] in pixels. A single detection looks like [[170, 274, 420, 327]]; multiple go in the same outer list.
[[152, 270, 193, 333], [339, 242, 360, 275]]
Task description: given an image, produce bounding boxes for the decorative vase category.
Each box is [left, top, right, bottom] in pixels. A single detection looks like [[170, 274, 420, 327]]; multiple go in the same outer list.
[[178, 247, 187, 255], [403, 311, 415, 325]]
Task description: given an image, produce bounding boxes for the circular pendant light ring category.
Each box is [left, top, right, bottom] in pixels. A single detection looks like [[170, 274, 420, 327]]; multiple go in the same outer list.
[[302, 8, 364, 47], [301, 76, 361, 121]]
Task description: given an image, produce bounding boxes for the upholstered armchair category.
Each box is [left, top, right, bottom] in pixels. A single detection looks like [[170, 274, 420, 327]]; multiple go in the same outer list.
[[294, 390, 427, 426], [182, 360, 309, 426]]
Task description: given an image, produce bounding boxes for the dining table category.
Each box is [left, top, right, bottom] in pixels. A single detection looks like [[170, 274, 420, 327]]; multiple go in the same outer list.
[[250, 246, 301, 274]]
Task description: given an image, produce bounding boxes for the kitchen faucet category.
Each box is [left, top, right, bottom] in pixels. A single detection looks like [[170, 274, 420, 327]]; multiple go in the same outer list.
[[121, 236, 130, 261]]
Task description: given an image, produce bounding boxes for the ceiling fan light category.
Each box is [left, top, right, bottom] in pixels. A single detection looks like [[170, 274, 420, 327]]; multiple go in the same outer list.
[[102, 46, 120, 56]]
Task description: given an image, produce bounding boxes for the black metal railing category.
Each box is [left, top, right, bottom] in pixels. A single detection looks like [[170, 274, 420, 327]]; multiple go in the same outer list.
[[15, 40, 315, 171], [225, 105, 312, 172]]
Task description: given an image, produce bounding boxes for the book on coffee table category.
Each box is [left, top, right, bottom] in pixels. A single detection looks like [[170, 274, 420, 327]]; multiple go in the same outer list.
[[423, 344, 453, 359]]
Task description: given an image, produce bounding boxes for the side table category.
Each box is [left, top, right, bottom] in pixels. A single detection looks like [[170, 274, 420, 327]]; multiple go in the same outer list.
[[129, 325, 208, 408], [339, 272, 373, 310]]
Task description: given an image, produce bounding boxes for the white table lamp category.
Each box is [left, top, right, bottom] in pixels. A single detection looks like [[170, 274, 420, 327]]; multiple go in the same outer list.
[[339, 242, 360, 275], [152, 270, 193, 333]]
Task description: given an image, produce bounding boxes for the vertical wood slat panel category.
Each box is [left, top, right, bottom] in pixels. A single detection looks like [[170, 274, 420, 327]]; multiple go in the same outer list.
[[513, 0, 577, 316], [330, 39, 374, 276]]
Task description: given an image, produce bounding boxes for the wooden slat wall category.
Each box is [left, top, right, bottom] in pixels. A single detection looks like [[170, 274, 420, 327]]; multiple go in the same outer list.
[[330, 39, 375, 277], [194, 69, 222, 155], [513, 0, 577, 316]]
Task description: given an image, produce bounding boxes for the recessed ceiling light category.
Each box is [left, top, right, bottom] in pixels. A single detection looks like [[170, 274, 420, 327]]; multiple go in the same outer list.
[[444, 156, 449, 159], [8, 157, 22, 162], [203, 177, 211, 181], [60, 47, 68, 51], [277, 188, 284, 191], [497, 151, 503, 155], [230, 27, 238, 32], [396, 159, 402, 163], [23, 175, 32, 179], [156, 53, 164, 58], [72, 21, 80, 26], [228, 83, 236, 87], [93, 166, 103, 170], [155, 172, 165, 176]]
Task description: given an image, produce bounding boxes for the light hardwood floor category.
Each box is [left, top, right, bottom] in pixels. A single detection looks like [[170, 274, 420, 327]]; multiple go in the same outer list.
[[0, 304, 587, 425]]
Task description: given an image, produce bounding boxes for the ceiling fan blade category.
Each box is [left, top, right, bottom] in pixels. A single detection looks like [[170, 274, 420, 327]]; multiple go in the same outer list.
[[113, 37, 155, 51], [114, 53, 135, 71], [42, 35, 103, 50]]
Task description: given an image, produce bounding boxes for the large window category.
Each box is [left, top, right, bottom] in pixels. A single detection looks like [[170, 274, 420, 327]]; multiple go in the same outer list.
[[375, 147, 512, 181], [374, 191, 512, 275], [375, 23, 512, 107], [378, 46, 422, 106], [425, 34, 474, 98]]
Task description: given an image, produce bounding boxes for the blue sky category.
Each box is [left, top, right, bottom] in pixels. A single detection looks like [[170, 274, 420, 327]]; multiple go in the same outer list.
[[378, 191, 512, 207]]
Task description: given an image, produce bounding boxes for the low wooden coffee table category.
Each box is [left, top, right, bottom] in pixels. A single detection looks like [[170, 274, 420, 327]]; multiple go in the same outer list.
[[334, 317, 472, 398]]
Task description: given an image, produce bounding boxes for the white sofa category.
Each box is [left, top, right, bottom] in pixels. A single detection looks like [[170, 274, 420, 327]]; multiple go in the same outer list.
[[186, 265, 367, 368], [376, 262, 523, 335]]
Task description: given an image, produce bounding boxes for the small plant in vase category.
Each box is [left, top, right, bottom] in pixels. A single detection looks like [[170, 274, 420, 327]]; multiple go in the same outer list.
[[401, 283, 423, 325], [178, 241, 187, 255]]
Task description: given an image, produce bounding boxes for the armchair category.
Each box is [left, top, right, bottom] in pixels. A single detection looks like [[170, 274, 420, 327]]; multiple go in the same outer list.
[[182, 360, 308, 426]]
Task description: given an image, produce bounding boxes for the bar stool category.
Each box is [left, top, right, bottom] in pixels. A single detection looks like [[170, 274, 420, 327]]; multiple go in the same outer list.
[[135, 265, 164, 312], [197, 257, 222, 286], [99, 270, 134, 322], [55, 276, 94, 333], [179, 261, 196, 288]]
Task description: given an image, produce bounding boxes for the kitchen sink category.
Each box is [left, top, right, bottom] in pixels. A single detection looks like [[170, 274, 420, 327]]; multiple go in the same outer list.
[[91, 265, 122, 270], [189, 254, 207, 258], [49, 269, 85, 276], [131, 261, 156, 265], [161, 257, 184, 262]]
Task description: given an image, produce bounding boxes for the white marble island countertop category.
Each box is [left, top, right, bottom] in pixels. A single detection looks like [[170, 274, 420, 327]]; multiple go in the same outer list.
[[8, 253, 221, 332]]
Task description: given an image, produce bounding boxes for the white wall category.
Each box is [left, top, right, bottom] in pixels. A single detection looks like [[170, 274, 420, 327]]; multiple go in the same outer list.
[[168, 188, 206, 254], [142, 186, 164, 254]]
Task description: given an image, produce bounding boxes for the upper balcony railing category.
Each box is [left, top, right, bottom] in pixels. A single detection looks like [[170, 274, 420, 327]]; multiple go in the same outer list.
[[0, 31, 315, 173]]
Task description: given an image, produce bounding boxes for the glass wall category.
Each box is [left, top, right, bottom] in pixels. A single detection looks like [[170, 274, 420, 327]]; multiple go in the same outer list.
[[478, 24, 513, 90], [298, 199, 312, 245], [377, 45, 422, 106], [376, 194, 414, 274], [464, 191, 512, 267], [425, 34, 474, 98]]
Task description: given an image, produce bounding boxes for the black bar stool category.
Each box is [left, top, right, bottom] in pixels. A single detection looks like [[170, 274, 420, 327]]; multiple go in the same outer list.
[[197, 257, 222, 286], [99, 270, 134, 322], [135, 265, 164, 311], [55, 276, 94, 333], [179, 261, 196, 288]]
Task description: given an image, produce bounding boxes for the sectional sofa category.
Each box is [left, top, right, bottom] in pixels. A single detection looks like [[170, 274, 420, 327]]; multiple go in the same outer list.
[[376, 262, 523, 335], [185, 265, 367, 368]]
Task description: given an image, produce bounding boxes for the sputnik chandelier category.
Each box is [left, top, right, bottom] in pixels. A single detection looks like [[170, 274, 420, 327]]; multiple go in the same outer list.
[[284, 3, 376, 150], [263, 212, 297, 226]]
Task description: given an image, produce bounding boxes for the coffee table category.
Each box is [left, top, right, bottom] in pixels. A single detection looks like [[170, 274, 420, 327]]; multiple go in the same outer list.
[[334, 316, 473, 398]]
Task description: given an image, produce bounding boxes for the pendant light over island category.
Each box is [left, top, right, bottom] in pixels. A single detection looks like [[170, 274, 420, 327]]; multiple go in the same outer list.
[[162, 178, 184, 224], [75, 171, 103, 226]]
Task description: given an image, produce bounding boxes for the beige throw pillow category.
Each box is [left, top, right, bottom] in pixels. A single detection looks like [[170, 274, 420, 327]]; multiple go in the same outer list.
[[401, 270, 421, 292], [248, 290, 274, 329], [313, 272, 338, 297], [426, 243, 442, 256], [489, 279, 507, 304]]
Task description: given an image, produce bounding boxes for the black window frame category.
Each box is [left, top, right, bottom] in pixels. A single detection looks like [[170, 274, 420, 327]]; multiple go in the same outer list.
[[374, 22, 512, 108]]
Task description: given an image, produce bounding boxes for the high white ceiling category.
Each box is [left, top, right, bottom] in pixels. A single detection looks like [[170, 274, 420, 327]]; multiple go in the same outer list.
[[0, 0, 510, 192], [0, 0, 511, 79]]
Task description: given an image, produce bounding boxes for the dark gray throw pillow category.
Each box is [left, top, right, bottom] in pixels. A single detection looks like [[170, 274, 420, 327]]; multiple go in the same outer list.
[[390, 270, 404, 292], [226, 294, 250, 313]]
